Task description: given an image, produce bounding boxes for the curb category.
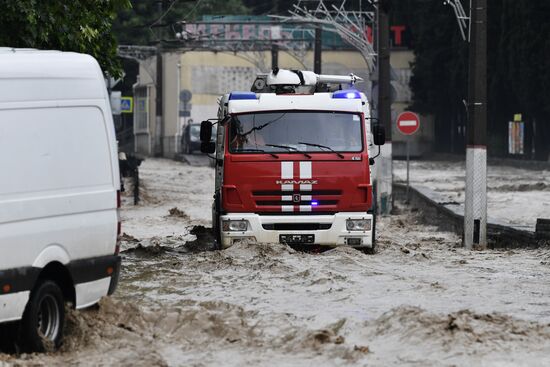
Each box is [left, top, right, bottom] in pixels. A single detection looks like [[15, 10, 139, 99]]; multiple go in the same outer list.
[[393, 183, 547, 248]]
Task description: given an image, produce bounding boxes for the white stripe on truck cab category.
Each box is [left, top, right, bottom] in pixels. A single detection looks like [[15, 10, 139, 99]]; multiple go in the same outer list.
[[281, 161, 293, 179], [300, 162, 312, 211], [279, 161, 315, 211], [299, 161, 312, 179], [281, 162, 294, 211]]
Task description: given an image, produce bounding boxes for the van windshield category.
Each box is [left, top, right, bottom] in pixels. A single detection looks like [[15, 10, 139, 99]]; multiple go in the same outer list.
[[228, 111, 363, 153]]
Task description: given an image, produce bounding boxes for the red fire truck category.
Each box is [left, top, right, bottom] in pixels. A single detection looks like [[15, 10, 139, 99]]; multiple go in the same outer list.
[[200, 69, 385, 252]]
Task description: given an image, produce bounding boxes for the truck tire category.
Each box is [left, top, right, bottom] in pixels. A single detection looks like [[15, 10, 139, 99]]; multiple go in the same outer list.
[[19, 280, 65, 352], [213, 192, 222, 249], [364, 183, 377, 255], [371, 211, 377, 253]]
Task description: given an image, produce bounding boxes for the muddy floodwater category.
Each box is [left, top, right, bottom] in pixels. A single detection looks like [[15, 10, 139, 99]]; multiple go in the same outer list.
[[2, 158, 550, 366]]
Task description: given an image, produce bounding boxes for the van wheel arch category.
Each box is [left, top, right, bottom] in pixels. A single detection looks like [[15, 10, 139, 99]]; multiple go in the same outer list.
[[37, 262, 76, 308]]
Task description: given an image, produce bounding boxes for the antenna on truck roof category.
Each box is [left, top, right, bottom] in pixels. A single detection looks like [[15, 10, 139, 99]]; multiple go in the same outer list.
[[251, 68, 363, 94]]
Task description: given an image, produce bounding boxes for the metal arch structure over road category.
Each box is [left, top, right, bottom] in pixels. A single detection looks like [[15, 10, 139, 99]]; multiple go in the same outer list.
[[273, 0, 393, 216]]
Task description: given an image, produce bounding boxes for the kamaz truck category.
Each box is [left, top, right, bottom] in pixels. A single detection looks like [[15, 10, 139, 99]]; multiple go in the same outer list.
[[200, 69, 385, 252]]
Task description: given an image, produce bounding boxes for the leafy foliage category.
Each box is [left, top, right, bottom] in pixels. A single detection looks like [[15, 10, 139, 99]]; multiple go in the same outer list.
[[242, 0, 295, 15], [0, 0, 131, 77], [402, 0, 550, 158], [113, 0, 250, 45]]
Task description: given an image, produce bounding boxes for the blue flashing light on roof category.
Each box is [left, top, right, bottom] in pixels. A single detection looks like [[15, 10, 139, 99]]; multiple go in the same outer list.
[[332, 89, 361, 99], [229, 91, 257, 100]]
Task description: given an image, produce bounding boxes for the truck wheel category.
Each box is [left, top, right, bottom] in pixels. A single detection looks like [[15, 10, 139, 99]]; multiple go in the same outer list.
[[364, 183, 377, 255], [370, 212, 377, 254], [214, 214, 222, 250], [19, 280, 65, 352], [213, 193, 222, 250]]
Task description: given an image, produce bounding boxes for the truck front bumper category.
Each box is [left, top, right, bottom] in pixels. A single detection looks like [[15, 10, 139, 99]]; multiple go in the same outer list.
[[220, 212, 373, 249]]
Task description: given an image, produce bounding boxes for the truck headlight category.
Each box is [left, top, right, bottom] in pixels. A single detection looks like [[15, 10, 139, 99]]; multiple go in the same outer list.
[[222, 220, 249, 232], [346, 219, 371, 231]]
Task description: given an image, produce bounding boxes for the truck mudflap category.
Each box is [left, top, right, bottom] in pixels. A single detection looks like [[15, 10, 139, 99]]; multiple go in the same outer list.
[[219, 212, 373, 249]]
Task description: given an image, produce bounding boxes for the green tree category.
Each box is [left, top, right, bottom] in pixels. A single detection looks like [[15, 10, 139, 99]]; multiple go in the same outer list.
[[405, 1, 468, 153], [113, 0, 250, 45], [497, 0, 550, 159], [403, 0, 550, 159], [0, 0, 130, 77]]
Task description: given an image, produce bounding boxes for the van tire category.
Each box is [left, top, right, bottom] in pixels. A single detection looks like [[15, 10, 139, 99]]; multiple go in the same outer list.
[[20, 280, 65, 352]]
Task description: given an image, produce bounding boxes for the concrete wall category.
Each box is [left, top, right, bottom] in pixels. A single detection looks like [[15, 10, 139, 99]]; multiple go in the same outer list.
[[133, 59, 156, 156]]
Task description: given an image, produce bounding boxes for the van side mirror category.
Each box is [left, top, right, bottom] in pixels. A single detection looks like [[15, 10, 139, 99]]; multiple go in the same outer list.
[[201, 142, 215, 154], [200, 120, 212, 142], [372, 124, 386, 146]]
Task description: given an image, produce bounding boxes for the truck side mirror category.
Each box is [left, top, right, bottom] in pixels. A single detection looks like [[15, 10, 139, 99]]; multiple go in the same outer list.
[[372, 124, 386, 146], [201, 141, 215, 154], [200, 120, 212, 142]]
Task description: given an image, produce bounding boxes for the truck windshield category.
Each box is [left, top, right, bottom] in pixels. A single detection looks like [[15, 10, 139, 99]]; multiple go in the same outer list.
[[229, 111, 363, 153]]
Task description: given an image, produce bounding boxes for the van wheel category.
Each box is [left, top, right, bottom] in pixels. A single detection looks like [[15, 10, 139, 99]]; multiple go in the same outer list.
[[20, 280, 65, 352]]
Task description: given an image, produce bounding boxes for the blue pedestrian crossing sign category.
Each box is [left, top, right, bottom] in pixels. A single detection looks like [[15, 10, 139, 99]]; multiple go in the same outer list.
[[121, 97, 133, 113]]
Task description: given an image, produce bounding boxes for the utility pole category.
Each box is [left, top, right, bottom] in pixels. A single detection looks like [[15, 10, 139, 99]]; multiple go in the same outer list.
[[155, 0, 164, 157], [377, 0, 393, 215], [176, 61, 181, 154], [464, 0, 487, 248], [314, 25, 322, 74], [445, 0, 488, 248]]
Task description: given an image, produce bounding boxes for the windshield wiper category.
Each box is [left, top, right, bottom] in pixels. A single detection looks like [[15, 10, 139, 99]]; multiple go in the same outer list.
[[238, 148, 279, 158], [241, 113, 287, 137], [265, 144, 311, 158], [298, 142, 345, 159]]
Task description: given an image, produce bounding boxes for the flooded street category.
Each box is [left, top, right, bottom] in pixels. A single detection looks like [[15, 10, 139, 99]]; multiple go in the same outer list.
[[394, 159, 550, 230], [2, 158, 550, 366]]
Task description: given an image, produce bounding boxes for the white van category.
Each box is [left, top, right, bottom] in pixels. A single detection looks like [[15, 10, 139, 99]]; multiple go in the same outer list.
[[0, 49, 121, 351]]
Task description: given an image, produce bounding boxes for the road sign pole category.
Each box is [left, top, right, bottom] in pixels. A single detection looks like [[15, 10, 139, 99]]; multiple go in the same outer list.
[[406, 137, 410, 201], [396, 111, 420, 204]]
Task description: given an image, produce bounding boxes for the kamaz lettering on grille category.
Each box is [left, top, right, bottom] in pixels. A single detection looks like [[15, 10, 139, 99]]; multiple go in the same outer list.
[[275, 180, 318, 185]]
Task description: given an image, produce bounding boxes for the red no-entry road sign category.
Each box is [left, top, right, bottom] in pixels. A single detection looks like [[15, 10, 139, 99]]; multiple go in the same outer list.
[[397, 111, 420, 135]]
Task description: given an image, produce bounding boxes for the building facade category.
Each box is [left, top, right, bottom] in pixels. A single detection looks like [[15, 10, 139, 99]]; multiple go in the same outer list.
[[134, 39, 431, 158]]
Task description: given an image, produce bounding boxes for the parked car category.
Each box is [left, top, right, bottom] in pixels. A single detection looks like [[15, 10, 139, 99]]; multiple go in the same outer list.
[[181, 123, 216, 154], [0, 49, 121, 351], [181, 123, 202, 154]]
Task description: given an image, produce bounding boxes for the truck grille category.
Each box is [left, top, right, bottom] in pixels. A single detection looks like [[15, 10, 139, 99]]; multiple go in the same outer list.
[[252, 190, 341, 196], [255, 200, 337, 206], [252, 190, 342, 209], [262, 223, 332, 230]]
